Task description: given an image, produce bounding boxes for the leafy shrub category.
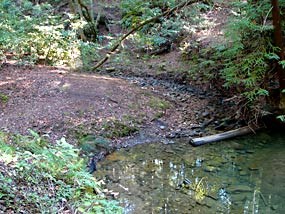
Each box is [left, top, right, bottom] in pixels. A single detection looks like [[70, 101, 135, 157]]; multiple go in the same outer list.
[[216, 1, 274, 100], [120, 0, 176, 28], [79, 41, 101, 69], [0, 131, 122, 213], [190, 1, 284, 102], [120, 0, 185, 51], [0, 0, 96, 66]]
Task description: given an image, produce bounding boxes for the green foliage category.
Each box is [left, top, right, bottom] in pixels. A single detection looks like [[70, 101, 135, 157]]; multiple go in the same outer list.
[[0, 93, 9, 103], [120, 0, 184, 50], [222, 0, 285, 101], [0, 0, 100, 67], [79, 41, 101, 69], [182, 0, 285, 121], [0, 131, 122, 213], [0, 0, 77, 65], [79, 135, 111, 153], [280, 60, 285, 69], [102, 119, 138, 138], [191, 0, 285, 105], [120, 0, 176, 28], [277, 115, 285, 122], [217, 1, 275, 100], [148, 97, 170, 110]]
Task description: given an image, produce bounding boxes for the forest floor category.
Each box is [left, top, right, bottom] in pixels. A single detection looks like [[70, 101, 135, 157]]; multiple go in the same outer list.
[[0, 1, 237, 160]]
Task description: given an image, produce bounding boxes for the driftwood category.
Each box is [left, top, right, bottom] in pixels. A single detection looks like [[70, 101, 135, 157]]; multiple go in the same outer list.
[[92, 0, 208, 71], [190, 126, 255, 146]]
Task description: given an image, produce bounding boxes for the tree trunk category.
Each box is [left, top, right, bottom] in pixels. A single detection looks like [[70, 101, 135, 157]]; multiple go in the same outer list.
[[271, 0, 285, 108]]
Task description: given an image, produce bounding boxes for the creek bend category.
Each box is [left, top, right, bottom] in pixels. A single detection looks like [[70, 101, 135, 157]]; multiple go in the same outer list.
[[95, 132, 285, 213]]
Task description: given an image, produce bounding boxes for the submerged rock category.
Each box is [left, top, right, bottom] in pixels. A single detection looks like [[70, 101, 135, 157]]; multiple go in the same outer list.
[[248, 164, 259, 171], [204, 165, 218, 172], [228, 185, 252, 193], [239, 170, 248, 176]]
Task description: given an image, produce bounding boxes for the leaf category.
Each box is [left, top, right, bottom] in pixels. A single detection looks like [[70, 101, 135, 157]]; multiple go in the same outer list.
[[265, 53, 279, 60], [279, 60, 285, 69], [277, 115, 285, 122], [257, 89, 269, 96], [28, 129, 40, 138]]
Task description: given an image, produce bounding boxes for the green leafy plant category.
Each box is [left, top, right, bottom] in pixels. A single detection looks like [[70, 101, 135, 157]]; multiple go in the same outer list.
[[120, 0, 185, 51], [185, 0, 285, 122], [0, 93, 9, 103], [0, 0, 99, 67], [0, 131, 122, 213]]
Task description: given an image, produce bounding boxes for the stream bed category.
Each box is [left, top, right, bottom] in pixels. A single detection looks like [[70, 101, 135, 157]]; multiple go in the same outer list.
[[96, 132, 285, 213]]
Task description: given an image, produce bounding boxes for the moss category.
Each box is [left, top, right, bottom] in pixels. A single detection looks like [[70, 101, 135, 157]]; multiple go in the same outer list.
[[102, 119, 138, 138], [78, 135, 111, 153], [153, 111, 165, 119], [0, 93, 9, 103], [148, 97, 170, 111]]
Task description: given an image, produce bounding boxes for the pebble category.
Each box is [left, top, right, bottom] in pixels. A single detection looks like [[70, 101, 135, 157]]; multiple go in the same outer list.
[[175, 198, 181, 202], [231, 193, 248, 202], [204, 165, 217, 172], [190, 124, 202, 129], [202, 111, 210, 117], [228, 185, 252, 193], [159, 125, 165, 130], [239, 171, 247, 176], [248, 164, 259, 171]]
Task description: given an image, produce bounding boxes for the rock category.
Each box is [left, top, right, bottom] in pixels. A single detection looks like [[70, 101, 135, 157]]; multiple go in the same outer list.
[[271, 205, 278, 210], [204, 165, 217, 172], [196, 198, 212, 208], [188, 131, 199, 137], [105, 67, 115, 72], [231, 193, 248, 202], [166, 132, 178, 138], [209, 156, 224, 167], [190, 124, 202, 129], [236, 150, 246, 154], [228, 185, 252, 193], [175, 198, 181, 202], [159, 125, 166, 130], [239, 170, 247, 176], [231, 142, 243, 150], [248, 164, 259, 171], [202, 111, 210, 117]]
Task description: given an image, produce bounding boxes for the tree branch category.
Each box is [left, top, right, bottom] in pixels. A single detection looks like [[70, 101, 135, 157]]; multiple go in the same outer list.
[[92, 0, 208, 71]]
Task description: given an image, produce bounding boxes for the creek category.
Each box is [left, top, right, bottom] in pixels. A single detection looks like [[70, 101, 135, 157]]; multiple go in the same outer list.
[[95, 132, 285, 213]]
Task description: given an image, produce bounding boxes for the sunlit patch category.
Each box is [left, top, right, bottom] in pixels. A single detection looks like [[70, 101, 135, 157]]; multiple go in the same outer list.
[[0, 80, 15, 86]]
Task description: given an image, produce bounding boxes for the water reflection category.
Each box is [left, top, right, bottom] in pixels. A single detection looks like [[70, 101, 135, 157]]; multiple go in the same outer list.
[[96, 132, 285, 213]]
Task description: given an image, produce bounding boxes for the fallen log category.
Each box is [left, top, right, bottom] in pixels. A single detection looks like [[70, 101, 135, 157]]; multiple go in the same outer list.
[[190, 126, 256, 146]]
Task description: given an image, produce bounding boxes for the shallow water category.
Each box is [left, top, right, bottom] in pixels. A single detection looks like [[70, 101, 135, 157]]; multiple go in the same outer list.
[[96, 132, 285, 213]]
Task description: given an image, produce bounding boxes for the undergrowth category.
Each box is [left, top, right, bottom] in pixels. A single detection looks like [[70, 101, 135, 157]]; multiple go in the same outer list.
[[0, 130, 122, 213], [0, 0, 101, 68], [120, 0, 212, 52], [184, 0, 285, 122]]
